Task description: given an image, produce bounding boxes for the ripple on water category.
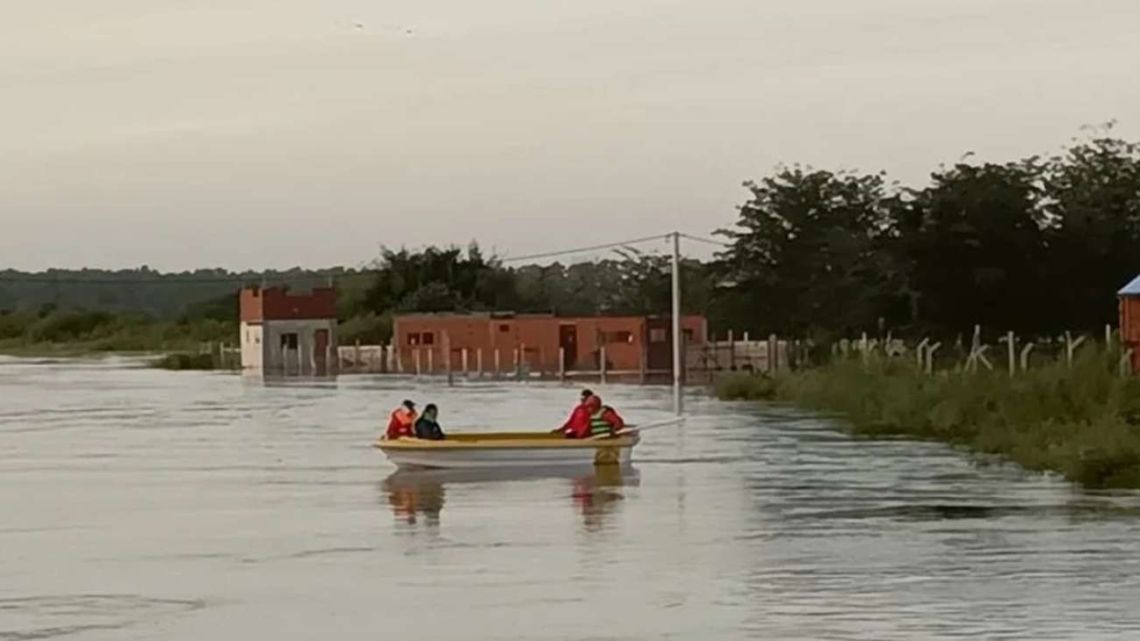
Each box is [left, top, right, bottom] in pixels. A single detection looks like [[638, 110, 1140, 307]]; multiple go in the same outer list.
[[0, 594, 205, 640]]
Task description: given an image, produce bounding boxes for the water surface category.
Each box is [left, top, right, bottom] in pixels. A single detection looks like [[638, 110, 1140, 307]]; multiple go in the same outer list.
[[3, 356, 1140, 640]]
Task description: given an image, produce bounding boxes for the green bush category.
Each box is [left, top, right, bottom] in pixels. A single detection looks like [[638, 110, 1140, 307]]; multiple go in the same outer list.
[[152, 352, 216, 370], [339, 312, 392, 345], [717, 349, 1140, 488], [27, 310, 117, 342], [715, 373, 778, 401], [0, 311, 36, 340], [0, 306, 235, 354]]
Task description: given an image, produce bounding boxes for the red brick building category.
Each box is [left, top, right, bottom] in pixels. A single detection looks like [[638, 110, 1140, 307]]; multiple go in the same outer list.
[[240, 286, 338, 376], [1121, 275, 1140, 374], [393, 312, 707, 377]]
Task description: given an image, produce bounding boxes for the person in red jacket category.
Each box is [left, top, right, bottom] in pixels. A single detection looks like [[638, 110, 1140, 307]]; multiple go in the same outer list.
[[553, 389, 593, 437], [567, 394, 624, 439], [386, 399, 417, 440]]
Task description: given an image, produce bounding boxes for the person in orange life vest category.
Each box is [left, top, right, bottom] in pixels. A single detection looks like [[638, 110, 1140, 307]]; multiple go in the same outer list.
[[386, 399, 417, 440], [570, 394, 624, 439], [552, 389, 594, 437]]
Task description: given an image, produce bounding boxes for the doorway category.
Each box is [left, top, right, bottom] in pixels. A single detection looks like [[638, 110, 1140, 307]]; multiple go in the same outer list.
[[646, 317, 671, 372], [559, 324, 578, 370], [313, 329, 329, 376]]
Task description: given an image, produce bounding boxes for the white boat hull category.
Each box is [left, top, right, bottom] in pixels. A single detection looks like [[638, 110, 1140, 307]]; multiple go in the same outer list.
[[375, 432, 639, 470]]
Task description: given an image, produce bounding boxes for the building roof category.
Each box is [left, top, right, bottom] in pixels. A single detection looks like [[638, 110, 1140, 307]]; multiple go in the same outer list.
[[1120, 275, 1140, 296]]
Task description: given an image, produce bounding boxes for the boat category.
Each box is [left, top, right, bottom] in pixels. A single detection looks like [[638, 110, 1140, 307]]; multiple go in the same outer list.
[[374, 431, 641, 469]]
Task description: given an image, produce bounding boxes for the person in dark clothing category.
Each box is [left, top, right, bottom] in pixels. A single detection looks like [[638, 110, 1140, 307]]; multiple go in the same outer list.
[[414, 403, 445, 440]]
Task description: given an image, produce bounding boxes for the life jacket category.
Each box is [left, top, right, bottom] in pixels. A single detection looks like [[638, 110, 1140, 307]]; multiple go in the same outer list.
[[387, 408, 417, 439], [588, 407, 615, 437]]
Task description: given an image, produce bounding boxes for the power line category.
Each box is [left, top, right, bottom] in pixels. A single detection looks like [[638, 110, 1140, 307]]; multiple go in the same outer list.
[[498, 234, 669, 263], [679, 232, 732, 248]]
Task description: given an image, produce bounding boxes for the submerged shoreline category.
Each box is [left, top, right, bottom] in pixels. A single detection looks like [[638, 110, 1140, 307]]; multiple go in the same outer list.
[[0, 345, 230, 371], [716, 351, 1140, 489]]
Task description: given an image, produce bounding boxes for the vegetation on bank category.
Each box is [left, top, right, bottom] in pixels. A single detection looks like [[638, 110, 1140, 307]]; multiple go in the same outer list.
[[152, 352, 222, 371], [717, 349, 1140, 488], [0, 308, 234, 355]]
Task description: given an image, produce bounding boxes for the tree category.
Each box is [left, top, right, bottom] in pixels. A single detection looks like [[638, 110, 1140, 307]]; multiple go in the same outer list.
[[895, 160, 1048, 334], [1042, 128, 1140, 329], [362, 243, 518, 313], [715, 168, 900, 336]]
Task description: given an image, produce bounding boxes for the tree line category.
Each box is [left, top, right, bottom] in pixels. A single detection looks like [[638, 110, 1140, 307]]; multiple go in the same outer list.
[[3, 127, 1138, 347], [343, 128, 1140, 343], [715, 127, 1140, 340]]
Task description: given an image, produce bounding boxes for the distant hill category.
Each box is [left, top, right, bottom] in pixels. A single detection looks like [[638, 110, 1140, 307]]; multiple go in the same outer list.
[[0, 267, 374, 320]]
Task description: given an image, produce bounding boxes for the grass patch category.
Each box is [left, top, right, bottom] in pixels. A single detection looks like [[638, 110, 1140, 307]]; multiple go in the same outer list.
[[151, 352, 219, 371], [716, 349, 1140, 489]]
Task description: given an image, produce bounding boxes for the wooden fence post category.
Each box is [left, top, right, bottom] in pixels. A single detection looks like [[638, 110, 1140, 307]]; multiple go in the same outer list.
[[444, 331, 453, 386], [414, 349, 422, 377], [559, 347, 566, 382], [427, 348, 434, 375], [728, 329, 736, 371], [770, 334, 779, 373], [1002, 331, 1015, 376], [477, 348, 484, 378], [1065, 332, 1086, 368], [926, 342, 941, 374], [916, 338, 930, 369], [966, 345, 992, 373], [494, 348, 501, 379], [461, 348, 469, 379], [600, 346, 608, 384], [1106, 324, 1113, 349], [1020, 343, 1035, 371]]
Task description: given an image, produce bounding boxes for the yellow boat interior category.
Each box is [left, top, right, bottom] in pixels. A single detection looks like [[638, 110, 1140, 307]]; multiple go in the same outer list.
[[375, 432, 639, 450]]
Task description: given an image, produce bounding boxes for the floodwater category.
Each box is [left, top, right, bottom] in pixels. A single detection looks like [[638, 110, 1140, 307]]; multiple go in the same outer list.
[[4, 357, 1140, 640]]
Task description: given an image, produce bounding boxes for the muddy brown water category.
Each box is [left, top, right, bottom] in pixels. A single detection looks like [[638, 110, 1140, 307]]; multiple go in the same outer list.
[[3, 356, 1140, 640]]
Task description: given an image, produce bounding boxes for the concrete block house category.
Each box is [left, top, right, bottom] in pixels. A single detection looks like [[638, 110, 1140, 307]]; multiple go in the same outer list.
[[392, 312, 707, 379], [240, 286, 338, 377]]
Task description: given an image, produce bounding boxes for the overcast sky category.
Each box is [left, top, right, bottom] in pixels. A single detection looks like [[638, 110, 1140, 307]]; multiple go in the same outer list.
[[3, 0, 1139, 271]]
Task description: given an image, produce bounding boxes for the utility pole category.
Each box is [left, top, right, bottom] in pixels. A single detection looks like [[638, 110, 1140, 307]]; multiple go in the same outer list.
[[671, 231, 683, 416]]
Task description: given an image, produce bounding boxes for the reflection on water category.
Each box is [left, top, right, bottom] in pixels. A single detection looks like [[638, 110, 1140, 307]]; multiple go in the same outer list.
[[382, 470, 448, 526], [571, 465, 638, 533], [382, 466, 641, 532], [5, 356, 1140, 640]]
